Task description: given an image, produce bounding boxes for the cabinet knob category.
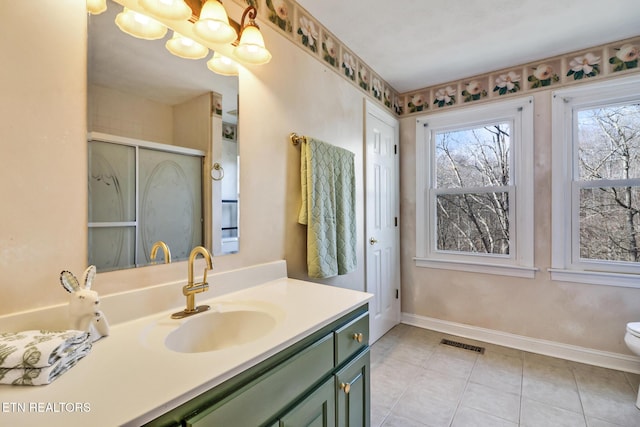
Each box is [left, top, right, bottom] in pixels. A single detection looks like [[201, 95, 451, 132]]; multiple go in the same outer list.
[[340, 382, 351, 394], [352, 332, 364, 343]]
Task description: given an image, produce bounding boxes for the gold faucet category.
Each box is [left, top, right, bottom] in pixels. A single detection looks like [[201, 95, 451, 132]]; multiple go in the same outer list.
[[171, 246, 214, 319], [150, 241, 172, 264]]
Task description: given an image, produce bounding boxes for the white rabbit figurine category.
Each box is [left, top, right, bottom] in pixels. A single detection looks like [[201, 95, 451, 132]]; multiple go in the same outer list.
[[60, 265, 110, 342]]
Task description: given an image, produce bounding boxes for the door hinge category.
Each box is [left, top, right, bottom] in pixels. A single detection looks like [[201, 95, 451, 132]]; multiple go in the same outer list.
[[394, 217, 398, 227], [394, 144, 397, 154], [395, 289, 399, 299]]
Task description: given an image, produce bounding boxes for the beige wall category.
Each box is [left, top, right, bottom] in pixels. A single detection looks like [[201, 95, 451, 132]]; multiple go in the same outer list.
[[0, 1, 88, 314], [0, 1, 366, 317], [238, 17, 367, 292], [399, 91, 640, 356], [3, 1, 637, 357]]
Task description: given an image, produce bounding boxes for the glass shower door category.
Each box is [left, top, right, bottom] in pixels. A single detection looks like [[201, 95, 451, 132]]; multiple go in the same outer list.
[[89, 139, 203, 271]]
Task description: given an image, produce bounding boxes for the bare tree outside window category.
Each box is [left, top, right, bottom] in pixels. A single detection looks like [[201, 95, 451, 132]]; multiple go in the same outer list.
[[577, 104, 640, 263], [434, 123, 511, 254]]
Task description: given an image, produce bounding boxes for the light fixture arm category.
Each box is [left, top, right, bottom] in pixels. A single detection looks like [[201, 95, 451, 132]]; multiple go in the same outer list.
[[239, 5, 259, 33], [232, 4, 272, 64]]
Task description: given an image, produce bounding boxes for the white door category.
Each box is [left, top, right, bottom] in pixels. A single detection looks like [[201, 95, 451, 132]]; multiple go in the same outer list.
[[365, 100, 400, 343]]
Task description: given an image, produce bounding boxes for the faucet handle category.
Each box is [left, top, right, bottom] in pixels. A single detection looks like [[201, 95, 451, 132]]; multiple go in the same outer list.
[[183, 281, 209, 296]]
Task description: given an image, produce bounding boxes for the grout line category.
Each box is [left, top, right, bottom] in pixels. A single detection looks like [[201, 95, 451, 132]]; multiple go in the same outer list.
[[447, 345, 481, 426], [570, 363, 590, 427], [370, 327, 432, 426], [518, 352, 524, 426], [623, 371, 640, 396]]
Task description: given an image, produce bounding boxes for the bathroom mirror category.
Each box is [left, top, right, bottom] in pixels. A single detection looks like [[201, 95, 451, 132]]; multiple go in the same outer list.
[[87, 0, 239, 271]]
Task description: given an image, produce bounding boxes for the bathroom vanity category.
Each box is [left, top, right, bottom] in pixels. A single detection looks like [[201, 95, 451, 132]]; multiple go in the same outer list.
[[148, 305, 369, 426], [0, 262, 372, 427]]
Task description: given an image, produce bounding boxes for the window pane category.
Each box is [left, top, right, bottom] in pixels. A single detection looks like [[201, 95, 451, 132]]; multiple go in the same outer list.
[[435, 122, 510, 188], [580, 186, 640, 262], [577, 104, 640, 181], [436, 192, 510, 254]]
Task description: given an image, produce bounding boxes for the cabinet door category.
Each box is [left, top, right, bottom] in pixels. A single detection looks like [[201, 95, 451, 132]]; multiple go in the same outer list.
[[184, 334, 334, 427], [279, 378, 335, 427], [335, 349, 370, 427]]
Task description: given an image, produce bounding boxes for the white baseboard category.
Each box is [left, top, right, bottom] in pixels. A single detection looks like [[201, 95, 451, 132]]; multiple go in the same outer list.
[[402, 312, 640, 374]]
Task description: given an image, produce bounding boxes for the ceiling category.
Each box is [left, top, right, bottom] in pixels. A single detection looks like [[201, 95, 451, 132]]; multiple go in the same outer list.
[[295, 0, 640, 93]]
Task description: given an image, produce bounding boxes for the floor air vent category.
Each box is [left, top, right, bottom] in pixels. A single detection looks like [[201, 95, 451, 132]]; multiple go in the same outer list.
[[440, 339, 485, 354]]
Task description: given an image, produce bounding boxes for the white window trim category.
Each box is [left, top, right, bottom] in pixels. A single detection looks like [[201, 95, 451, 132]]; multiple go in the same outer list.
[[415, 96, 536, 278], [551, 75, 640, 288]]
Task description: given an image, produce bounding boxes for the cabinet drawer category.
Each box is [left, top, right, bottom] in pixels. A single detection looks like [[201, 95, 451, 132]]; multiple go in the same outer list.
[[334, 313, 369, 366], [186, 333, 334, 427]]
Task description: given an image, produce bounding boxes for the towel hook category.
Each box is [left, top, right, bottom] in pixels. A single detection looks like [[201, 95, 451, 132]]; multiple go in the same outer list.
[[211, 163, 224, 181]]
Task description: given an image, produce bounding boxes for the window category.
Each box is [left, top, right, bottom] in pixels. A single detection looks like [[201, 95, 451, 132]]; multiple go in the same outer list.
[[551, 76, 640, 287], [415, 97, 535, 277]]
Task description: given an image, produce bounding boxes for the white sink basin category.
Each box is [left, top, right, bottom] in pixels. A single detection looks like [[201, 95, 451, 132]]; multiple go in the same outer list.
[[140, 301, 285, 354], [166, 310, 277, 353]]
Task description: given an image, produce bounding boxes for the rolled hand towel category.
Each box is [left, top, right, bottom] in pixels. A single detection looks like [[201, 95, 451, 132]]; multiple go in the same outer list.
[[0, 330, 91, 369], [0, 339, 92, 386]]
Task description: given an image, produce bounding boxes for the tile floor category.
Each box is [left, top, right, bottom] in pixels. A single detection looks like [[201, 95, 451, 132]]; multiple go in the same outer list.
[[370, 324, 640, 427]]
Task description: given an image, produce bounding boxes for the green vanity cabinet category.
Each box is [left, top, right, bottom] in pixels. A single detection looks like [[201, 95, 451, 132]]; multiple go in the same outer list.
[[336, 350, 370, 427], [145, 304, 370, 427], [334, 312, 369, 366], [273, 348, 370, 427], [185, 334, 334, 426], [277, 377, 336, 427]]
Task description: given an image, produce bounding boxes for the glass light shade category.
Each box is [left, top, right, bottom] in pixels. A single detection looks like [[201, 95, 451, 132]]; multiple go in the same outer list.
[[234, 25, 271, 65], [166, 31, 208, 59], [115, 8, 167, 40], [207, 52, 239, 76], [87, 0, 107, 14], [193, 0, 237, 44], [139, 0, 192, 20]]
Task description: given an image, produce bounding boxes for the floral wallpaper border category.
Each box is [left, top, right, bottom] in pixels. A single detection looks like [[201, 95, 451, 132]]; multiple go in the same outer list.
[[223, 122, 237, 141], [232, 0, 402, 114], [211, 92, 223, 116], [401, 36, 640, 117], [233, 1, 638, 118]]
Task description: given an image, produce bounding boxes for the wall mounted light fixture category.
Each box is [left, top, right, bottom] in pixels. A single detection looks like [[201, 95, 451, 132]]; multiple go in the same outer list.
[[115, 7, 167, 40], [139, 0, 192, 20], [207, 51, 239, 76], [89, 0, 272, 76], [193, 0, 237, 44], [234, 6, 271, 65], [166, 31, 209, 59], [87, 0, 107, 15]]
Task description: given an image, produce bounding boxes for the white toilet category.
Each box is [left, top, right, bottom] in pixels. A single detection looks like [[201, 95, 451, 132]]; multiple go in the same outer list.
[[624, 322, 640, 408]]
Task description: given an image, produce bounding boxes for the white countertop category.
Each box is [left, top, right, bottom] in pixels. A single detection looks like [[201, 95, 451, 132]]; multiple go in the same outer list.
[[0, 278, 372, 427]]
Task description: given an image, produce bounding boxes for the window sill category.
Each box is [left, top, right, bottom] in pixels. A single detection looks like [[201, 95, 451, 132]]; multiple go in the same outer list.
[[414, 257, 537, 278], [549, 268, 640, 289]]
